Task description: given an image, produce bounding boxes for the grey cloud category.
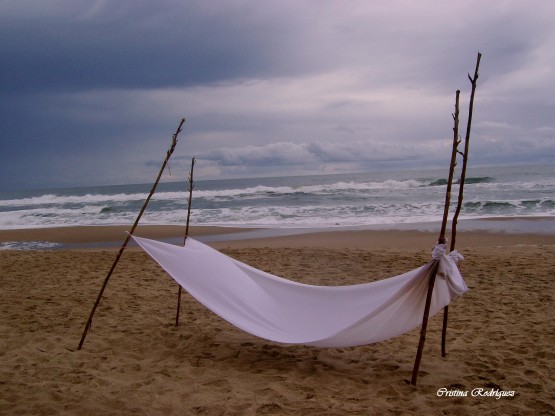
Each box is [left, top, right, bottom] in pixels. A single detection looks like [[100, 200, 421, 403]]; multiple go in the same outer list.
[[1, 0, 554, 190], [0, 1, 306, 94], [203, 142, 314, 166], [202, 139, 440, 169], [3, 0, 546, 96]]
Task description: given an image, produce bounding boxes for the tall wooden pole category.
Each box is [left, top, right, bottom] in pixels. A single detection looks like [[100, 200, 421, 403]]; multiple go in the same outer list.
[[175, 157, 196, 327], [441, 52, 481, 358], [411, 260, 440, 385], [411, 52, 482, 385], [438, 90, 461, 244], [411, 91, 461, 385], [439, 90, 461, 357], [78, 118, 186, 350], [451, 52, 481, 251]]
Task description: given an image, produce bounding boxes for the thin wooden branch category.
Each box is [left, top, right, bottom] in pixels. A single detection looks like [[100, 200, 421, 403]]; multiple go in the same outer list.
[[78, 118, 186, 350], [441, 305, 449, 357], [438, 90, 461, 357], [442, 52, 482, 358], [184, 157, 196, 245], [412, 52, 482, 383], [175, 289, 183, 327], [438, 90, 461, 244], [411, 260, 440, 386], [451, 52, 481, 251], [176, 157, 196, 327]]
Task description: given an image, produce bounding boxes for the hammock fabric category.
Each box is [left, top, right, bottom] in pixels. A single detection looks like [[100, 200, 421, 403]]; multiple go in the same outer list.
[[132, 236, 468, 348]]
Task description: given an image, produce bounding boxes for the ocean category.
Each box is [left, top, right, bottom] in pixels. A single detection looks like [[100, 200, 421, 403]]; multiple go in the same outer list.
[[0, 164, 553, 248]]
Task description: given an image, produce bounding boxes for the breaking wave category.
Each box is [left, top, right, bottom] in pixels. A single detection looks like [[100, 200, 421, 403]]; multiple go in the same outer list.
[[0, 166, 553, 230]]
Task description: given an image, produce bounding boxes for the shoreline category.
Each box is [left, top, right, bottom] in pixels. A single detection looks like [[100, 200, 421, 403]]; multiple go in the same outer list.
[[0, 216, 554, 251]]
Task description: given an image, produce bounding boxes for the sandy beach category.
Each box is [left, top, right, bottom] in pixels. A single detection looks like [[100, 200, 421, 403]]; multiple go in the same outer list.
[[1, 224, 554, 415]]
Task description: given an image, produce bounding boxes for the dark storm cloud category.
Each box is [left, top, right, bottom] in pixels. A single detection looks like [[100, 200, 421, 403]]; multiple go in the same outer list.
[[1, 0, 554, 190], [0, 1, 302, 94]]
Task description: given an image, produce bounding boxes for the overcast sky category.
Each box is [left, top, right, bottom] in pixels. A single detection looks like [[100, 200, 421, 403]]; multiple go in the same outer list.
[[1, 0, 554, 191]]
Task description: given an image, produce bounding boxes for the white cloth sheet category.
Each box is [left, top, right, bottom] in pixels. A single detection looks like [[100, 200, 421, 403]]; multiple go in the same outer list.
[[132, 236, 468, 348]]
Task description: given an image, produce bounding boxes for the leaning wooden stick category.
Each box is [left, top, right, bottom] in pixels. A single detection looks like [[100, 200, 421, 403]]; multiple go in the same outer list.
[[439, 90, 461, 357], [411, 91, 461, 386], [451, 52, 481, 251], [411, 52, 482, 385], [411, 260, 441, 385], [175, 157, 196, 327], [78, 118, 186, 350], [438, 90, 461, 244], [440, 52, 481, 358]]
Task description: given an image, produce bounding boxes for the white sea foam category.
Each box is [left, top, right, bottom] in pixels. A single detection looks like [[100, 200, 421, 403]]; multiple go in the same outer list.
[[0, 192, 148, 207], [0, 240, 62, 250], [0, 166, 553, 231], [0, 179, 430, 212]]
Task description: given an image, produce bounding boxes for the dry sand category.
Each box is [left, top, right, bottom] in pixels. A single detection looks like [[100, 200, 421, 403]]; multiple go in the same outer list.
[[1, 226, 554, 415]]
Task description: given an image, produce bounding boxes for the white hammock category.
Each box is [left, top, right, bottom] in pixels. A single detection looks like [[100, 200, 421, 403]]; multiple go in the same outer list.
[[132, 236, 467, 348]]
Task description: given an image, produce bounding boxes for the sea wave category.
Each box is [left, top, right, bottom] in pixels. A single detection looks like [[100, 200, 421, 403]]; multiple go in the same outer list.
[[0, 192, 147, 208], [0, 240, 62, 250], [1, 166, 552, 230], [0, 179, 429, 208], [3, 197, 552, 230], [458, 176, 491, 184], [428, 176, 491, 186]]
